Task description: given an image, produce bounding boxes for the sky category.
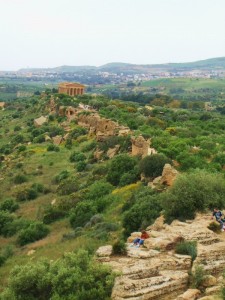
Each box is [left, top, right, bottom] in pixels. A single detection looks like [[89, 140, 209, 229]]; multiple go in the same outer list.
[[0, 0, 225, 70]]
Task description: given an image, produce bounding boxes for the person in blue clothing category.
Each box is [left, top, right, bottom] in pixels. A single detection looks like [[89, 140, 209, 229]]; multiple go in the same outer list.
[[212, 208, 225, 230]]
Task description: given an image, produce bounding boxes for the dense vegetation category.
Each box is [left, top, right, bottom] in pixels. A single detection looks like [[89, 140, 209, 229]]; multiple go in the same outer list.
[[1, 85, 225, 298]]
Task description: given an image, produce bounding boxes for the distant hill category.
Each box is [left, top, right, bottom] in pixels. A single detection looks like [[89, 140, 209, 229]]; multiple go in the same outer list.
[[17, 57, 225, 74]]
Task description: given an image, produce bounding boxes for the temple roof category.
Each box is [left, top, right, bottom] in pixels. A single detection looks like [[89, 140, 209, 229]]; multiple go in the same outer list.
[[58, 82, 85, 88]]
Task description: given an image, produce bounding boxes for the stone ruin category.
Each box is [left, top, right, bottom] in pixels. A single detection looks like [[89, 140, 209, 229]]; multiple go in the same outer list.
[[131, 135, 157, 158], [96, 214, 225, 300]]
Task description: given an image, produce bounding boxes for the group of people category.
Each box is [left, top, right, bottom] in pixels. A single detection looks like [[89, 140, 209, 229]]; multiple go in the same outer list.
[[212, 208, 225, 231], [130, 208, 225, 249]]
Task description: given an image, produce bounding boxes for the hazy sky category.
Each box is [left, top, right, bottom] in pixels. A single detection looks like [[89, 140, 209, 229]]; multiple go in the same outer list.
[[1, 0, 225, 70]]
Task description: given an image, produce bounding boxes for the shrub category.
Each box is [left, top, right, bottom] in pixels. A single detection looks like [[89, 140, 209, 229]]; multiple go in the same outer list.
[[76, 161, 87, 172], [70, 202, 97, 228], [57, 177, 78, 195], [0, 199, 19, 212], [17, 145, 26, 152], [175, 241, 197, 261], [162, 170, 225, 222], [84, 180, 113, 201], [69, 151, 86, 162], [0, 211, 15, 236], [0, 250, 115, 300], [43, 205, 66, 224], [139, 154, 171, 178], [123, 193, 161, 236], [106, 154, 138, 186], [69, 126, 88, 139], [15, 187, 38, 201], [47, 144, 60, 152], [53, 170, 70, 184], [191, 265, 206, 289], [13, 174, 28, 184], [17, 222, 50, 246], [208, 221, 221, 233], [112, 240, 127, 255]]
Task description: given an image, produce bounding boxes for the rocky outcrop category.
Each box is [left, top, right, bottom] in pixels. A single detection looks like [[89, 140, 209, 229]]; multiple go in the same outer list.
[[97, 214, 225, 300], [160, 163, 179, 186], [77, 113, 131, 141], [107, 145, 120, 158], [52, 135, 63, 145], [65, 106, 77, 121], [131, 136, 152, 158], [34, 116, 47, 127], [49, 96, 56, 114], [148, 163, 179, 188]]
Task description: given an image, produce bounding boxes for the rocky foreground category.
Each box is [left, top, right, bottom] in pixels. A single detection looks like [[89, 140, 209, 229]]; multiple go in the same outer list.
[[96, 214, 225, 300]]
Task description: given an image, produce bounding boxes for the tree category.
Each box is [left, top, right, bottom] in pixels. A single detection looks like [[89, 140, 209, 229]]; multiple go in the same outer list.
[[0, 250, 115, 300], [139, 154, 171, 178], [162, 170, 225, 222]]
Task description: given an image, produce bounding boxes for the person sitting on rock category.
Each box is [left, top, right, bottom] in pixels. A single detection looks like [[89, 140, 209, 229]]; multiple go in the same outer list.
[[212, 208, 225, 231], [131, 230, 150, 248]]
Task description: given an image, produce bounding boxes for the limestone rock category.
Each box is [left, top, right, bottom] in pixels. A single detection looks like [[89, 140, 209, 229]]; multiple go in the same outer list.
[[96, 245, 112, 257], [94, 149, 104, 160], [131, 135, 151, 158], [107, 145, 120, 158], [58, 106, 65, 116], [65, 106, 77, 121], [34, 116, 47, 127], [52, 135, 63, 145], [202, 275, 217, 288], [45, 135, 51, 142], [27, 249, 36, 256], [160, 163, 179, 186], [205, 285, 221, 296], [176, 289, 201, 300]]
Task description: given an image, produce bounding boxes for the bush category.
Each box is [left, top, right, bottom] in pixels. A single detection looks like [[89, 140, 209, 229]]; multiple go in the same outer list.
[[47, 144, 60, 152], [123, 193, 161, 237], [208, 221, 221, 233], [57, 177, 78, 195], [43, 205, 66, 224], [139, 154, 171, 178], [76, 161, 87, 172], [53, 170, 70, 184], [17, 222, 50, 246], [70, 202, 97, 228], [175, 241, 197, 261], [162, 170, 225, 222], [0, 211, 15, 236], [84, 180, 113, 201], [13, 174, 28, 184], [70, 151, 86, 162], [112, 240, 127, 255], [191, 265, 206, 289], [15, 187, 38, 201], [106, 154, 138, 186], [0, 199, 19, 212], [0, 250, 115, 300]]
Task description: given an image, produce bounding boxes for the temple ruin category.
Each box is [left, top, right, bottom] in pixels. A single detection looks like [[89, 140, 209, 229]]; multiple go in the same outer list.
[[58, 82, 85, 96]]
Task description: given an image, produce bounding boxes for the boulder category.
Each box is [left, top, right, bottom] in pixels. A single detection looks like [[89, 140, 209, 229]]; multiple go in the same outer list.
[[94, 149, 104, 160], [107, 145, 120, 158], [202, 275, 217, 288], [96, 245, 112, 257], [176, 288, 201, 300], [52, 135, 63, 145], [34, 116, 47, 127], [160, 163, 179, 186]]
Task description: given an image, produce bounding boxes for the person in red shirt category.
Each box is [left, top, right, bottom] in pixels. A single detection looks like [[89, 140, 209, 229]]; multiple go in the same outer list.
[[131, 230, 150, 247]]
